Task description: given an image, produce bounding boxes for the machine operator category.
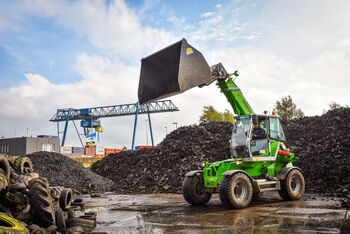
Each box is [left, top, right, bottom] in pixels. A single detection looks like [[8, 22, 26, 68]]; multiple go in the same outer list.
[[252, 122, 266, 139]]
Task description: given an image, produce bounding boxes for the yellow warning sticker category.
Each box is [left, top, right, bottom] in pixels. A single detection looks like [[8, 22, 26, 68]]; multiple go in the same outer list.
[[186, 47, 193, 55]]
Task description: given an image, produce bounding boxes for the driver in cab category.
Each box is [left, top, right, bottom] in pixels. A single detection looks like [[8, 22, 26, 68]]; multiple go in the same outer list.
[[252, 122, 266, 139]]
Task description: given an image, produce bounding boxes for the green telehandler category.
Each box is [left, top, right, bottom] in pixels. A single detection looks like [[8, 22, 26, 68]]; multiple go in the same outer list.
[[138, 39, 305, 209]]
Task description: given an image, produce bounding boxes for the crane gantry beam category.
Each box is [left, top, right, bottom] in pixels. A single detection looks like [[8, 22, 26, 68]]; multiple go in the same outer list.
[[50, 100, 179, 122], [50, 100, 179, 149]]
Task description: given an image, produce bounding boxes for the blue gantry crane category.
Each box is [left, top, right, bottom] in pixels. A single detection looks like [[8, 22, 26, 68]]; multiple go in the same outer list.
[[50, 100, 179, 149]]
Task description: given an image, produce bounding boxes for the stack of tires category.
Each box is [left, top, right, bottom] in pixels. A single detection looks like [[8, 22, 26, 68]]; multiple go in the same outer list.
[[0, 154, 97, 234]]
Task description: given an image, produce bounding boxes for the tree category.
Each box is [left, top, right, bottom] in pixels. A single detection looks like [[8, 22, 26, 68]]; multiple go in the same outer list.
[[199, 106, 234, 123], [273, 95, 304, 121]]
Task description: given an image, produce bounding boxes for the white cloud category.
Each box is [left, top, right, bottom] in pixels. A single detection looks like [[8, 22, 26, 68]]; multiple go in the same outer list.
[[201, 11, 215, 18], [1, 0, 175, 60]]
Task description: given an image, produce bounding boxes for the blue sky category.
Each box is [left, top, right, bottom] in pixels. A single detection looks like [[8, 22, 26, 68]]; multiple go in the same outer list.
[[0, 0, 349, 147]]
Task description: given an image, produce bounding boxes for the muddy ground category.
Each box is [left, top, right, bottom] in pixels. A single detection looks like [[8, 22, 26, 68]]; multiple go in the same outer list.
[[82, 193, 350, 233]]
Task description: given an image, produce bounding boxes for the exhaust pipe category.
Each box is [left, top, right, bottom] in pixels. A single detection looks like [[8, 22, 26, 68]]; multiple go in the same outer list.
[[138, 39, 212, 104]]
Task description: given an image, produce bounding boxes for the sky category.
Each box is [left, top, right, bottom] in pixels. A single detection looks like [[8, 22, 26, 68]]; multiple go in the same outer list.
[[0, 0, 349, 148]]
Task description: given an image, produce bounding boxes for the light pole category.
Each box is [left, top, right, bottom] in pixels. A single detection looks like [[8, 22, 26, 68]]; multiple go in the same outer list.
[[145, 119, 148, 145], [172, 122, 178, 130], [164, 126, 168, 136]]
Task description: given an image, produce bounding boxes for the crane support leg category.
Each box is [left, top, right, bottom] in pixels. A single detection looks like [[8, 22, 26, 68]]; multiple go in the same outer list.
[[147, 105, 154, 147], [131, 103, 139, 150], [61, 120, 69, 146]]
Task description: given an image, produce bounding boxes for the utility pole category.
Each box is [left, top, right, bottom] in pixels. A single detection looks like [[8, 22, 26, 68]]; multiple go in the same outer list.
[[145, 119, 148, 145], [172, 122, 178, 130], [26, 128, 28, 137], [164, 126, 168, 136]]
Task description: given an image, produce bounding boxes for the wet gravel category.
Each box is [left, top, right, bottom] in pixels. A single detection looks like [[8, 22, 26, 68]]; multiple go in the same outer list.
[[27, 151, 113, 193]]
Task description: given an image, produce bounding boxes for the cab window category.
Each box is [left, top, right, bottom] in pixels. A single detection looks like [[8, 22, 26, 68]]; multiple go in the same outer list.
[[269, 117, 286, 141]]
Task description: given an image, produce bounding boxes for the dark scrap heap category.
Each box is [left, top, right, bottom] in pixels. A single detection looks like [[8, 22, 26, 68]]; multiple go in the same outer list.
[[91, 122, 232, 193], [284, 107, 350, 206], [27, 151, 113, 194]]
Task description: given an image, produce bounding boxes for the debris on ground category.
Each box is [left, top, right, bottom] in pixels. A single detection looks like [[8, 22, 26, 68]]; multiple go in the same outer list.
[[27, 151, 113, 194], [91, 122, 232, 193], [0, 154, 97, 233]]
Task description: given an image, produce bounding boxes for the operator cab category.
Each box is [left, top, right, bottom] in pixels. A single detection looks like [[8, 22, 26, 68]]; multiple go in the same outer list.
[[230, 114, 286, 159]]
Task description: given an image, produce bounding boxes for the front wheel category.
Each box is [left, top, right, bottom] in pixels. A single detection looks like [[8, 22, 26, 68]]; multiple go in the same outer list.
[[219, 173, 253, 209], [183, 173, 212, 205], [278, 169, 305, 200]]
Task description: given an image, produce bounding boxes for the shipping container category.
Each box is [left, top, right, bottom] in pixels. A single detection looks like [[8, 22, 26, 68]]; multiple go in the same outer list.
[[60, 146, 72, 154], [135, 146, 153, 151], [96, 147, 104, 154], [72, 147, 84, 154], [104, 148, 122, 156], [84, 147, 96, 156]]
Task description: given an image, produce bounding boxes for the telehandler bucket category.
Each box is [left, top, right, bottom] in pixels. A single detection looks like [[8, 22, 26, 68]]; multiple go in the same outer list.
[[138, 39, 212, 104]]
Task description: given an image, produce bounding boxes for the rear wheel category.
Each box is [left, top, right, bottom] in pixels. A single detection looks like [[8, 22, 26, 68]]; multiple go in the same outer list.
[[183, 173, 212, 205], [278, 169, 305, 200], [219, 173, 253, 209]]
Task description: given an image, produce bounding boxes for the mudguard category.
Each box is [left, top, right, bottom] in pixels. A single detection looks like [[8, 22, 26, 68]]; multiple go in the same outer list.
[[277, 167, 303, 180], [184, 170, 202, 177]]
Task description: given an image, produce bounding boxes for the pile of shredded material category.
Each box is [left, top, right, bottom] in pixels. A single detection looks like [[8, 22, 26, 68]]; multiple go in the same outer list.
[[91, 122, 232, 193], [27, 151, 113, 193], [284, 107, 350, 203]]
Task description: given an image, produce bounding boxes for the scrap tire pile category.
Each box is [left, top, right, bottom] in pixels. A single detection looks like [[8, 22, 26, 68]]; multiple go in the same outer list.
[[284, 107, 350, 205], [91, 122, 233, 193], [0, 155, 97, 233], [27, 151, 113, 194]]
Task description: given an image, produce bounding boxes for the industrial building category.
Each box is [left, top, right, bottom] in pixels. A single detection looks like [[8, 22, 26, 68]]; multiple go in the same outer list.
[[0, 135, 60, 156]]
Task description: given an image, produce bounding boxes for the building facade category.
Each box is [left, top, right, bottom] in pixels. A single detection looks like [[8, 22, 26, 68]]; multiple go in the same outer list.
[[0, 136, 60, 156]]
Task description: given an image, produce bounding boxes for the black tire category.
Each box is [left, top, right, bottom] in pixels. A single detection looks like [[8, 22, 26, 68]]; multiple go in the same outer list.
[[28, 178, 55, 228], [0, 155, 11, 180], [71, 198, 85, 210], [278, 169, 305, 200], [14, 156, 33, 174], [0, 169, 9, 196], [68, 209, 76, 220], [60, 188, 73, 210], [0, 213, 29, 234], [56, 209, 67, 234], [182, 173, 212, 206], [67, 218, 95, 233], [219, 173, 253, 209]]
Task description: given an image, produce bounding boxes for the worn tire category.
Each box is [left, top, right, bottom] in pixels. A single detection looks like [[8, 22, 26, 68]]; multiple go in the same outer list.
[[0, 169, 9, 196], [71, 198, 85, 209], [60, 188, 73, 210], [219, 173, 253, 209], [0, 213, 30, 234], [55, 209, 66, 234], [0, 155, 11, 180], [67, 218, 95, 233], [28, 178, 55, 228], [183, 173, 212, 206], [14, 157, 33, 174], [278, 169, 305, 201]]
